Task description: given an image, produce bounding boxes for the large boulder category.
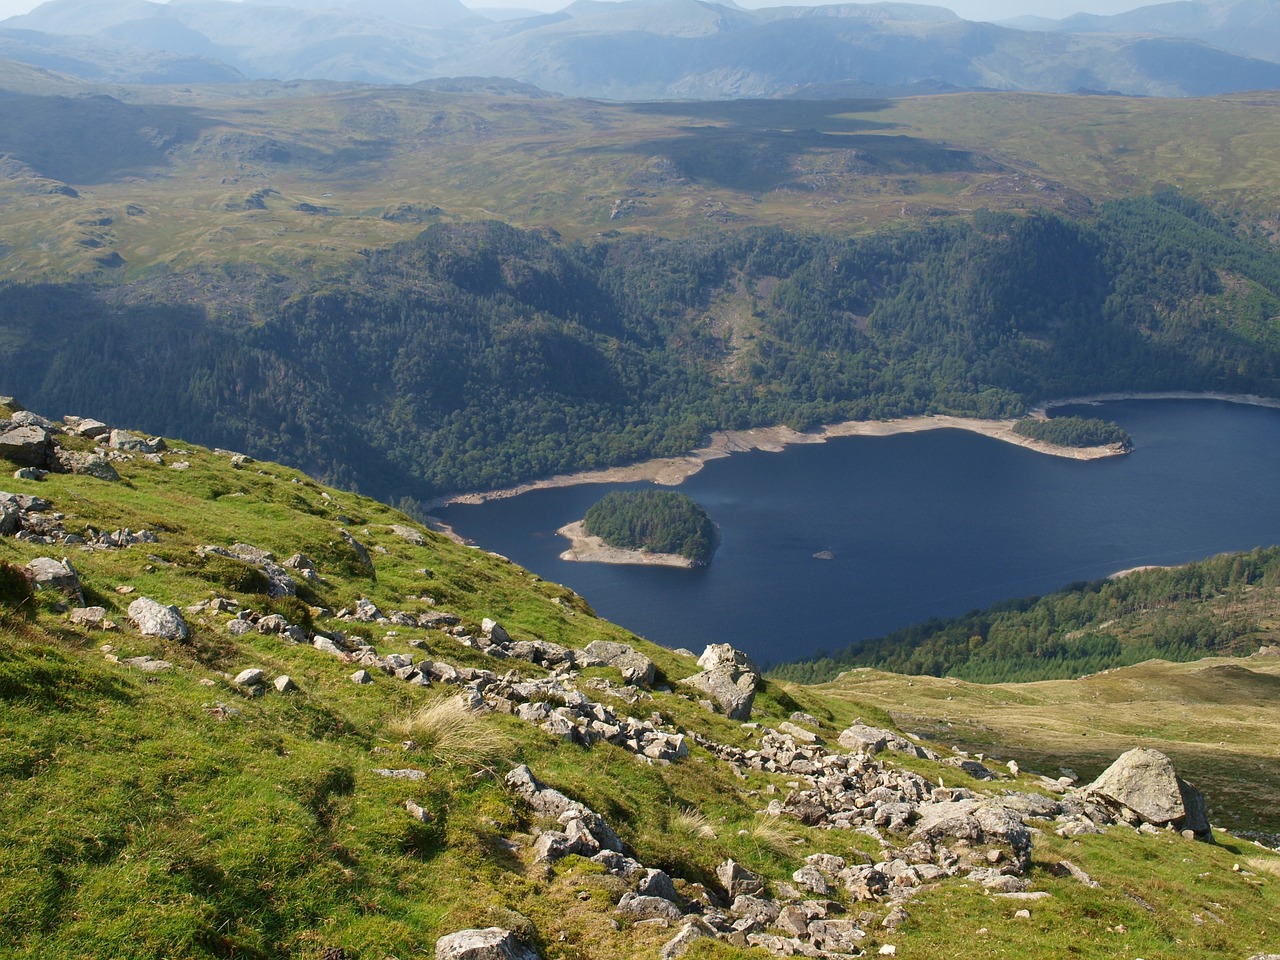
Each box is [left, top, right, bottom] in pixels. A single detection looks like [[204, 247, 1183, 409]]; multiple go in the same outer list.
[[683, 643, 759, 720], [1084, 747, 1211, 838], [128, 597, 189, 641], [435, 927, 539, 960], [0, 425, 54, 468], [584, 640, 656, 687]]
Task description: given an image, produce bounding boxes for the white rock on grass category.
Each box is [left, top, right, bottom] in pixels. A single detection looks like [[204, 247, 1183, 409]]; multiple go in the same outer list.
[[435, 927, 539, 960], [127, 597, 188, 640]]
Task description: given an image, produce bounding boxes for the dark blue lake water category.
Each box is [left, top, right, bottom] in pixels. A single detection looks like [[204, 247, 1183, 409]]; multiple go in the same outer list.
[[435, 400, 1280, 667]]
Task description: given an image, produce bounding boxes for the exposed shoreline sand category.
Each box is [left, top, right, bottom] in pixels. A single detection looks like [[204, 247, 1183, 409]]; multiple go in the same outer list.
[[555, 520, 696, 568], [429, 408, 1133, 510], [428, 391, 1280, 538]]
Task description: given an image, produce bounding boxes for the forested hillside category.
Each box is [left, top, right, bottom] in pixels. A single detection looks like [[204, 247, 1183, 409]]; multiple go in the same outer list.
[[3, 192, 1280, 503], [771, 546, 1280, 684]]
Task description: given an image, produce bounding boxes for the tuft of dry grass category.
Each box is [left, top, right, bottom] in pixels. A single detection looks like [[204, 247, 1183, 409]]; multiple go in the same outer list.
[[744, 812, 801, 854], [391, 695, 513, 770], [670, 806, 717, 840]]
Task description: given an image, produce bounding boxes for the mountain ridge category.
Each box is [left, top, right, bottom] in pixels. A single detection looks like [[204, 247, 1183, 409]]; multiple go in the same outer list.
[[4, 0, 1280, 94]]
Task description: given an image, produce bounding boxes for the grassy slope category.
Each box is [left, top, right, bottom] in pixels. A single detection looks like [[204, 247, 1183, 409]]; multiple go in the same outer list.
[[1, 405, 1279, 958], [5, 82, 1280, 280]]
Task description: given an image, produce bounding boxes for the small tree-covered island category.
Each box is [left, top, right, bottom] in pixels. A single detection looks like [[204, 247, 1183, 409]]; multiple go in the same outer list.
[[1013, 416, 1133, 451], [559, 490, 717, 567]]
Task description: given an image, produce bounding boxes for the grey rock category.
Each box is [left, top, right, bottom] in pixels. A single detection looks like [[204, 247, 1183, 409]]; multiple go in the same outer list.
[[63, 416, 110, 439], [636, 868, 679, 903], [584, 639, 656, 687], [353, 597, 384, 622], [617, 892, 683, 923], [717, 859, 765, 898], [234, 668, 265, 686], [0, 425, 53, 468], [69, 606, 108, 627], [808, 918, 865, 952], [121, 655, 172, 672], [274, 675, 298, 693], [390, 523, 427, 545], [660, 918, 714, 960], [373, 768, 428, 780], [791, 864, 831, 895], [434, 927, 539, 960], [108, 429, 164, 454], [942, 756, 997, 780], [256, 614, 289, 634], [482, 618, 512, 643], [0, 498, 19, 535], [730, 894, 780, 926], [350, 669, 372, 684], [532, 831, 574, 863], [313, 635, 344, 655], [838, 723, 911, 755], [777, 721, 820, 743], [128, 597, 189, 640], [506, 765, 582, 820], [684, 643, 759, 721], [52, 449, 121, 481], [227, 619, 253, 637], [26, 556, 81, 596], [1085, 747, 1211, 836]]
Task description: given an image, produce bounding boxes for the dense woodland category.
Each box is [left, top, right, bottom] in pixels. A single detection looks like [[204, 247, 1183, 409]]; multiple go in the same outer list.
[[582, 490, 716, 564], [3, 192, 1280, 503], [1012, 416, 1132, 448], [770, 546, 1280, 684]]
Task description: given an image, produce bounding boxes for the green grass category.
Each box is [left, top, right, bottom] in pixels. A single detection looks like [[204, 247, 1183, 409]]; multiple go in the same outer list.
[[1, 421, 1279, 957]]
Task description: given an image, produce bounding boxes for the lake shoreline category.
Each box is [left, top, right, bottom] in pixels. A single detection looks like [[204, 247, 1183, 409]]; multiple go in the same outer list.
[[555, 520, 695, 568], [427, 410, 1124, 510], [427, 391, 1280, 510]]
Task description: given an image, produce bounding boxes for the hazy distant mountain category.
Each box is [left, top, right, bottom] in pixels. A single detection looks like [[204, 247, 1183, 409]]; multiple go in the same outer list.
[[3, 0, 478, 82], [427, 0, 1280, 98], [0, 26, 245, 82], [3, 0, 1280, 94], [1044, 0, 1280, 64]]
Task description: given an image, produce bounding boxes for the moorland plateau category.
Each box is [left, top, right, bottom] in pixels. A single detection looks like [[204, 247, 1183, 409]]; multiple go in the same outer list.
[[5, 73, 1280, 503]]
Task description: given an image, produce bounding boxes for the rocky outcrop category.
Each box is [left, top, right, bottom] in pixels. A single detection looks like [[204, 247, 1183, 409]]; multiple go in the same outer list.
[[583, 639, 656, 687], [838, 722, 940, 760], [1083, 747, 1212, 839], [683, 643, 759, 720]]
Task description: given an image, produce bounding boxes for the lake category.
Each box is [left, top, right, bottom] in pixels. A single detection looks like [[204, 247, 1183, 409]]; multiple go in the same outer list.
[[435, 399, 1280, 667]]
